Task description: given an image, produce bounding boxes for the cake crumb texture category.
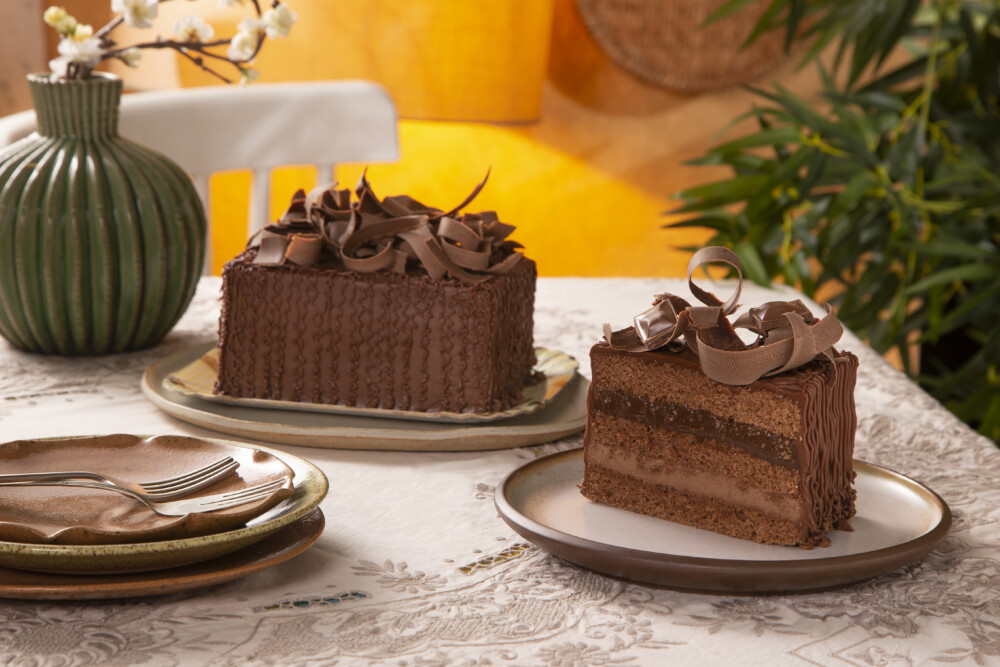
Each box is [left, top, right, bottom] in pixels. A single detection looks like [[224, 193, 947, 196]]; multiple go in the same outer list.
[[592, 351, 802, 439]]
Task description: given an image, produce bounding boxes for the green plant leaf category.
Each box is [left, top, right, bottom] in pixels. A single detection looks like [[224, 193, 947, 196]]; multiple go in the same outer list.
[[734, 242, 771, 285], [903, 240, 997, 260], [905, 263, 1000, 294], [742, 0, 791, 49], [673, 174, 771, 204], [707, 127, 802, 154], [704, 0, 761, 26], [922, 280, 1000, 339], [876, 0, 922, 70]]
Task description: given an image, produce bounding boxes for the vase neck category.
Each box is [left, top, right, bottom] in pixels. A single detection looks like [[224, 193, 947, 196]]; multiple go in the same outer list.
[[28, 73, 123, 140]]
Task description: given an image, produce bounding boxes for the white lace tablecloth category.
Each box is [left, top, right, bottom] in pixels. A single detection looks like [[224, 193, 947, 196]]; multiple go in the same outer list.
[[1, 277, 997, 667]]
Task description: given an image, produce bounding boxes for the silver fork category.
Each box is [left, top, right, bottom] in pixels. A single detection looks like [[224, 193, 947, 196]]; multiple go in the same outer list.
[[0, 478, 288, 516], [0, 456, 239, 502]]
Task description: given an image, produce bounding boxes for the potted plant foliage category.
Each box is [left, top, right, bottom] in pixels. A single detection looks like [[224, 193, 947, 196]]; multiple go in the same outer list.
[[671, 0, 1000, 442]]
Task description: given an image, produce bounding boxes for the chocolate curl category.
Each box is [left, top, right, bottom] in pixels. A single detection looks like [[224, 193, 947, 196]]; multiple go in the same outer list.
[[484, 250, 523, 274], [253, 234, 290, 265], [251, 170, 524, 282], [438, 217, 483, 248], [692, 306, 843, 384], [603, 246, 845, 385], [438, 167, 491, 219], [687, 246, 742, 314], [438, 216, 492, 270], [632, 293, 692, 349], [341, 243, 400, 273], [341, 215, 424, 273], [284, 234, 324, 266], [398, 227, 448, 280], [414, 233, 492, 284]]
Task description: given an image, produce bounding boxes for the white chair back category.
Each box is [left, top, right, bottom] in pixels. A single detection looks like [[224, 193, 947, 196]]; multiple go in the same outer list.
[[0, 80, 399, 273]]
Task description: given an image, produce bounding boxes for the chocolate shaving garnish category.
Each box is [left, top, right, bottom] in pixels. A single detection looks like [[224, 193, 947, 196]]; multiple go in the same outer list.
[[603, 246, 845, 385], [249, 170, 523, 282], [439, 167, 491, 219]]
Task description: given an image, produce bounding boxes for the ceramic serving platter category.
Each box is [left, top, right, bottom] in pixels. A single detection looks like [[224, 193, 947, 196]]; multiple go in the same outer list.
[[0, 510, 324, 600], [142, 343, 589, 451], [0, 438, 328, 574], [496, 448, 951, 594], [163, 343, 578, 423], [0, 434, 294, 545]]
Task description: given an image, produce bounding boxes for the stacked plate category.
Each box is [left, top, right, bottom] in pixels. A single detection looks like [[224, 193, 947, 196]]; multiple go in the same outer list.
[[0, 434, 328, 600]]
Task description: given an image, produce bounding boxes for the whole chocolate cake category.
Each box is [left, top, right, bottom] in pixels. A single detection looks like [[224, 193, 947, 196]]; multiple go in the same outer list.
[[216, 173, 536, 413], [581, 247, 857, 547]]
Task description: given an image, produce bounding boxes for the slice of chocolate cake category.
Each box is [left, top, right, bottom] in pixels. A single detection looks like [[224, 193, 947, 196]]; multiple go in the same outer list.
[[581, 247, 858, 547], [215, 173, 536, 414]]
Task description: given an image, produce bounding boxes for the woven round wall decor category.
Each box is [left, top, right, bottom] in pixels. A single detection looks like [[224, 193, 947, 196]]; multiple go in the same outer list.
[[576, 0, 791, 93]]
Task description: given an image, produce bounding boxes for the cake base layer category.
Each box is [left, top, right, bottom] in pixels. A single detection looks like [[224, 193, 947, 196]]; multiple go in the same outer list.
[[581, 465, 813, 546]]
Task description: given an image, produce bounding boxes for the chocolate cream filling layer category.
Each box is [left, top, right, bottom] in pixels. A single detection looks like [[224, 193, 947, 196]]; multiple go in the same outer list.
[[588, 388, 799, 468], [584, 418, 805, 523]]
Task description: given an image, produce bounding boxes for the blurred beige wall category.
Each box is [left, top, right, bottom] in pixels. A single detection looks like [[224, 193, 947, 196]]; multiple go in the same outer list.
[[0, 0, 48, 115]]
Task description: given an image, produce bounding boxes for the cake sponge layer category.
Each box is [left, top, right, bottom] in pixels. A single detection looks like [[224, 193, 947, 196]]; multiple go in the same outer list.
[[590, 348, 802, 439], [582, 466, 812, 546]]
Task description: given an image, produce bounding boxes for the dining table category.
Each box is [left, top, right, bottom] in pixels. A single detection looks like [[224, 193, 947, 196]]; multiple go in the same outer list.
[[1, 275, 997, 667]]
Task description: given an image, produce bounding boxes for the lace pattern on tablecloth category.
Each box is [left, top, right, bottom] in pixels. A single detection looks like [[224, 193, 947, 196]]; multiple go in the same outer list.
[[0, 278, 997, 667]]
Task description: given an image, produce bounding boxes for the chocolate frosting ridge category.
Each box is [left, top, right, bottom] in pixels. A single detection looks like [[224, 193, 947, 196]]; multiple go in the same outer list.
[[248, 170, 523, 284], [603, 246, 845, 385]]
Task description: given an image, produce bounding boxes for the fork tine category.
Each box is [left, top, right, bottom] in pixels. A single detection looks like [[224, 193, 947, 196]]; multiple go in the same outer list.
[[194, 479, 286, 510], [143, 459, 240, 495], [140, 456, 236, 490]]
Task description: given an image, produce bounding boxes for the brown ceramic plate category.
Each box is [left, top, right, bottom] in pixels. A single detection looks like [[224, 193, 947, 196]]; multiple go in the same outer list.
[[0, 509, 324, 600], [0, 438, 327, 574], [0, 434, 294, 545], [141, 342, 588, 451], [495, 448, 951, 594]]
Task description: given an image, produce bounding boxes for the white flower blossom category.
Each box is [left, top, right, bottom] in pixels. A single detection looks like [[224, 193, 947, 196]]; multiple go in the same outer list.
[[262, 3, 296, 39], [59, 35, 102, 62], [237, 16, 264, 35], [227, 29, 258, 62], [48, 57, 71, 78], [119, 47, 142, 67], [43, 6, 77, 35], [239, 68, 259, 86], [173, 15, 214, 43], [72, 23, 94, 40], [110, 0, 159, 30], [217, 0, 243, 7], [50, 33, 104, 75]]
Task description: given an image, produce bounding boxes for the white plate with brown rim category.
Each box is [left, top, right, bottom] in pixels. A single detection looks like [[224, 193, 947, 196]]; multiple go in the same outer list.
[[495, 448, 951, 594]]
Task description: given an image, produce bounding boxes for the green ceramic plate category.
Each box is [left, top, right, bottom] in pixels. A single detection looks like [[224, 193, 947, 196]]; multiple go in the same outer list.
[[0, 438, 328, 575]]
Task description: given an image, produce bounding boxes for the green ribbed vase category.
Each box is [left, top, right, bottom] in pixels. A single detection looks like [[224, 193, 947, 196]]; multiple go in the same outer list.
[[0, 73, 206, 355]]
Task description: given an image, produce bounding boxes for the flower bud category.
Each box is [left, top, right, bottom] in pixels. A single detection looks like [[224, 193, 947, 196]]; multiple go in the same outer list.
[[120, 47, 142, 67], [43, 6, 78, 35]]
